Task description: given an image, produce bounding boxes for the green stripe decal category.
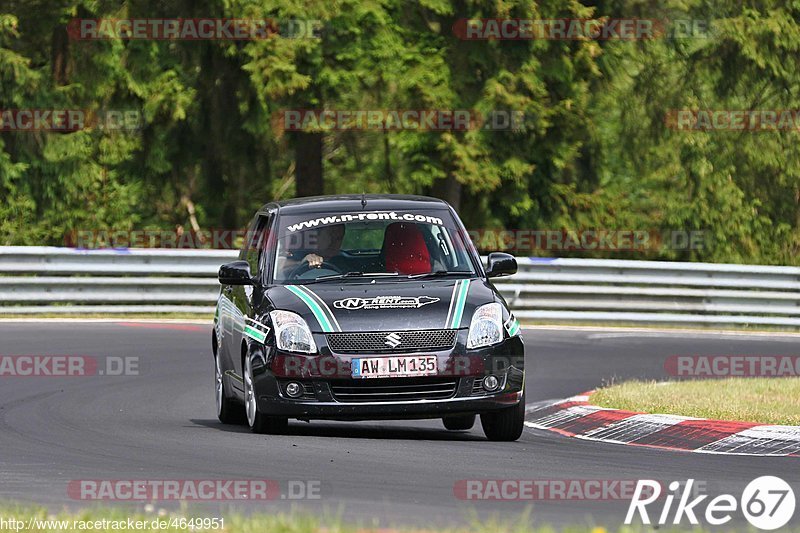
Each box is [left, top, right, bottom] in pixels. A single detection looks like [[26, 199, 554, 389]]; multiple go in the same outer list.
[[297, 285, 341, 332], [244, 325, 267, 343], [244, 318, 270, 343], [286, 285, 334, 332], [504, 314, 521, 337], [293, 285, 339, 332], [449, 280, 470, 329]]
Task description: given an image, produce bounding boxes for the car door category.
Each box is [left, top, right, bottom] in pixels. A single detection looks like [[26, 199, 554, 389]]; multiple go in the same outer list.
[[229, 213, 272, 385]]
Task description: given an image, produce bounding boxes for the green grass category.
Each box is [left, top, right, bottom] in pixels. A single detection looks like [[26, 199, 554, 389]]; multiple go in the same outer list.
[[0, 506, 596, 533], [592, 378, 800, 425], [2, 503, 797, 532]]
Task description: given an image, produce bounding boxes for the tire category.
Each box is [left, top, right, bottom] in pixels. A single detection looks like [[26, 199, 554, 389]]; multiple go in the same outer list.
[[215, 354, 244, 424], [480, 390, 525, 442], [244, 355, 288, 435], [442, 414, 476, 431]]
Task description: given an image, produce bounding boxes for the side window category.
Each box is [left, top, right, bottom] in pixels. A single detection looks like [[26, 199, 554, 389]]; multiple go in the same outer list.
[[237, 216, 256, 261], [429, 225, 456, 269], [242, 215, 270, 276], [258, 214, 275, 278]]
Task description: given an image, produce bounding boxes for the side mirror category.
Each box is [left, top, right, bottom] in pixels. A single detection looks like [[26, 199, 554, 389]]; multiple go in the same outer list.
[[218, 260, 254, 285], [486, 252, 517, 278]]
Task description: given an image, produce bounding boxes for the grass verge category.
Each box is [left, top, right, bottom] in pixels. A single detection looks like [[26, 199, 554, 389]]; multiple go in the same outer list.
[[591, 378, 800, 425], [0, 506, 599, 533], [1, 503, 795, 532]]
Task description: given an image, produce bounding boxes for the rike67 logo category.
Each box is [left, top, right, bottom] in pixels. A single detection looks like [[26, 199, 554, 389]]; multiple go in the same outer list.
[[626, 477, 795, 530]]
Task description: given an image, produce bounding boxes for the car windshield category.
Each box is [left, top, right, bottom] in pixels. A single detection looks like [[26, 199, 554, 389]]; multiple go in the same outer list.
[[272, 210, 476, 283]]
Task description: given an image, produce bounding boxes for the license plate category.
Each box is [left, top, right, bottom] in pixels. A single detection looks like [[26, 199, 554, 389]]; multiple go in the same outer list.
[[351, 355, 438, 379]]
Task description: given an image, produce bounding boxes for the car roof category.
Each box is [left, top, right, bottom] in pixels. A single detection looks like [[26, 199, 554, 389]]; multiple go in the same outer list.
[[259, 194, 450, 215]]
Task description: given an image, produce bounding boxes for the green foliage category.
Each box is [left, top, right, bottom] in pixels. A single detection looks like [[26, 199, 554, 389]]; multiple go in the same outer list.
[[0, 0, 796, 264]]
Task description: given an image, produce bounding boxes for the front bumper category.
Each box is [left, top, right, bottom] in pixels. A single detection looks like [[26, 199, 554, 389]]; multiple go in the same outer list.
[[251, 332, 525, 421]]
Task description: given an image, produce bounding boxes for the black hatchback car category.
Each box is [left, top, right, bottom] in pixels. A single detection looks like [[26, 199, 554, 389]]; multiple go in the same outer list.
[[213, 194, 525, 441]]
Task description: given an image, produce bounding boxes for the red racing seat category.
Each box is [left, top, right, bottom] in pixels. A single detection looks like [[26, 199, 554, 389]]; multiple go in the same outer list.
[[382, 222, 431, 275]]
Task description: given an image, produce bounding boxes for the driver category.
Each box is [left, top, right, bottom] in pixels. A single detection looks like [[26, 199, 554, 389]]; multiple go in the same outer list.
[[304, 223, 345, 268], [280, 224, 346, 275]]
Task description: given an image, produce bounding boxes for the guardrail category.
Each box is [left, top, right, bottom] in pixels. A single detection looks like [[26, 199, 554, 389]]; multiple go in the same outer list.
[[1, 247, 798, 327]]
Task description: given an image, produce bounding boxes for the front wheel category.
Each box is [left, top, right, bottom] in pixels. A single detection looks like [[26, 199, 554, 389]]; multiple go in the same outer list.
[[244, 355, 288, 434], [442, 415, 476, 431], [480, 390, 525, 441], [215, 354, 244, 424]]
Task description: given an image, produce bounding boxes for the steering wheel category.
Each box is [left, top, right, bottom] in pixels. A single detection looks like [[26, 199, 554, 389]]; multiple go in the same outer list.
[[288, 260, 344, 280]]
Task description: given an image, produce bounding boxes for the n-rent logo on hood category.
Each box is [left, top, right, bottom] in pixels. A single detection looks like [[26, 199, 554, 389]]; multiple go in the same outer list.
[[333, 296, 440, 310]]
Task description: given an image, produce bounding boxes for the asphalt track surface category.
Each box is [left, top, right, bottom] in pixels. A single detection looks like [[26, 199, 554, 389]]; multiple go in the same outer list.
[[0, 321, 798, 530]]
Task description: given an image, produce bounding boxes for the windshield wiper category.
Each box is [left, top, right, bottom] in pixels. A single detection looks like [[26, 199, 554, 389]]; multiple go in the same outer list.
[[303, 271, 400, 284], [406, 270, 471, 279]]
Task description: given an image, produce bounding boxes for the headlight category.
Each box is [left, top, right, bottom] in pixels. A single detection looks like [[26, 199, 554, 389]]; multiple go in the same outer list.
[[269, 310, 317, 354], [466, 303, 503, 349]]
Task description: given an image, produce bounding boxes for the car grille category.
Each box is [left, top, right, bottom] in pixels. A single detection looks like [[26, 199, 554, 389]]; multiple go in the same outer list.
[[326, 330, 457, 354], [329, 377, 458, 402]]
